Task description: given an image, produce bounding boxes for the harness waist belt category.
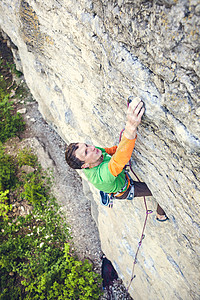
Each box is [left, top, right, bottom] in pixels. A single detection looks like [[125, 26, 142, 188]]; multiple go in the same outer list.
[[110, 173, 130, 197]]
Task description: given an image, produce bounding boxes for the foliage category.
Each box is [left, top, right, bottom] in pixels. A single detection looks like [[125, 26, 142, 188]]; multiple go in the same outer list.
[[0, 190, 12, 220], [0, 49, 102, 299], [0, 83, 8, 102], [0, 44, 25, 143], [0, 68, 9, 102], [0, 160, 102, 300], [21, 243, 101, 300], [20, 170, 50, 206], [14, 84, 29, 100], [5, 61, 22, 78], [0, 143, 16, 191], [17, 147, 38, 168], [0, 169, 102, 299], [0, 95, 25, 143]]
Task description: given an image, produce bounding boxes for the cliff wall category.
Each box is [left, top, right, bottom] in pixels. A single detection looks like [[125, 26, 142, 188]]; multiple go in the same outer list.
[[0, 0, 199, 299]]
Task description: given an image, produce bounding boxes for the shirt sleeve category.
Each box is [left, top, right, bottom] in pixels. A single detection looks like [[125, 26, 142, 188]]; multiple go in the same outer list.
[[108, 134, 137, 177], [104, 146, 118, 156]]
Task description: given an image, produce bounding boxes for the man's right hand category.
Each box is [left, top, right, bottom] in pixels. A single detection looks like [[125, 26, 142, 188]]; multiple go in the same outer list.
[[124, 97, 145, 139]]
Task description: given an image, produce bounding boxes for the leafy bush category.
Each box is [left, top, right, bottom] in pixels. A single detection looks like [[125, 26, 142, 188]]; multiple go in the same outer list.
[[0, 86, 8, 102], [21, 243, 101, 300], [20, 171, 48, 206], [0, 164, 102, 299], [0, 95, 25, 143], [0, 144, 16, 191], [0, 186, 102, 299], [0, 71, 9, 102], [0, 190, 12, 220], [17, 148, 38, 168]]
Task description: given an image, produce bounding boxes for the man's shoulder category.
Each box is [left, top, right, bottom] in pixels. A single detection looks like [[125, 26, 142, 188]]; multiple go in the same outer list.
[[84, 159, 115, 181], [96, 146, 106, 152]]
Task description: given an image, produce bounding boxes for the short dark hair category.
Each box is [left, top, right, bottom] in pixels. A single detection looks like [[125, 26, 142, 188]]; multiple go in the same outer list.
[[65, 143, 84, 169]]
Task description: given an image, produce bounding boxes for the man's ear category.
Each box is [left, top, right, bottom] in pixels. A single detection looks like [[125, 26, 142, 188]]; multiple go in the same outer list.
[[81, 163, 89, 169]]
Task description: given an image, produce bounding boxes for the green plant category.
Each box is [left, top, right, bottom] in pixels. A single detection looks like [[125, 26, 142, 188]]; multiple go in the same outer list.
[[0, 95, 25, 143], [0, 161, 102, 299], [0, 190, 12, 220], [17, 147, 38, 168], [14, 84, 28, 100], [5, 61, 22, 78], [21, 243, 102, 299], [0, 144, 16, 191], [0, 68, 12, 101], [0, 86, 8, 101], [20, 172, 47, 206]]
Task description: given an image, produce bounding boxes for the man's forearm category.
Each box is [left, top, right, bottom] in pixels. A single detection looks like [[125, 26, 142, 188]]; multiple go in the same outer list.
[[108, 97, 144, 177], [124, 123, 137, 140], [108, 134, 137, 177]]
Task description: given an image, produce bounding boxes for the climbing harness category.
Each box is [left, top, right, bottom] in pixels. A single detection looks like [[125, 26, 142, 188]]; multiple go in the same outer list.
[[125, 171, 135, 200], [99, 171, 134, 207]]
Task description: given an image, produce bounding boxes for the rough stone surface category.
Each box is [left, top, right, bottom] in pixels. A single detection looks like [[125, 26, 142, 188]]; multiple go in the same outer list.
[[0, 1, 199, 299]]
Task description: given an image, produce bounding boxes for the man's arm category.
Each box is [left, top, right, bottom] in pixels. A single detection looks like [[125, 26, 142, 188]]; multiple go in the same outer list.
[[108, 97, 145, 177]]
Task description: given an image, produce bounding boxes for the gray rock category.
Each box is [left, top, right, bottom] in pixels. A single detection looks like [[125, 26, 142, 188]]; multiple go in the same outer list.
[[20, 165, 35, 174], [17, 108, 26, 114], [0, 0, 199, 299]]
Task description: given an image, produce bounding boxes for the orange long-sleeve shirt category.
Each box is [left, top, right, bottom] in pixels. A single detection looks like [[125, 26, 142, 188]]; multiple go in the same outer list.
[[105, 134, 137, 177], [104, 145, 118, 156]]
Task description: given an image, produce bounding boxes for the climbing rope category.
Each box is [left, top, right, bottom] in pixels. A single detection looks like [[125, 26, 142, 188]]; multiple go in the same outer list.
[[119, 98, 153, 293]]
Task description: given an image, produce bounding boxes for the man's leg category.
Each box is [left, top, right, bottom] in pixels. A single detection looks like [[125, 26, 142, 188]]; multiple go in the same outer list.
[[116, 181, 152, 199], [156, 203, 168, 221], [133, 181, 152, 197], [134, 181, 168, 220], [117, 181, 168, 221]]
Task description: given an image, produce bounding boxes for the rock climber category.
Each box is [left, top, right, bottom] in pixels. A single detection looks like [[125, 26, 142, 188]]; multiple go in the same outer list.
[[65, 97, 168, 221]]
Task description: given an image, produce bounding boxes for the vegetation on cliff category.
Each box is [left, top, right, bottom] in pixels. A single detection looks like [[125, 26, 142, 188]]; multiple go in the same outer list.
[[0, 39, 102, 299]]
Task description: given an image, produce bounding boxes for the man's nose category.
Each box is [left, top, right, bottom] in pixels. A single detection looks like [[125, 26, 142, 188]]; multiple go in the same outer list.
[[90, 146, 95, 151]]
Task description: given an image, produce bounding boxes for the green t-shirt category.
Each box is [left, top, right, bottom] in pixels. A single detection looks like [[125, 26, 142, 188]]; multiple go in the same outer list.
[[83, 147, 126, 193]]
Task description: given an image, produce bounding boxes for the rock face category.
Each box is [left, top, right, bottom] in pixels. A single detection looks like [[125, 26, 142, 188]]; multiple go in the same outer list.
[[0, 0, 199, 299]]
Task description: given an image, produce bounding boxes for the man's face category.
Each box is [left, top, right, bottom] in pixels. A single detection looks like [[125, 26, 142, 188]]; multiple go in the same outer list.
[[75, 143, 102, 168]]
